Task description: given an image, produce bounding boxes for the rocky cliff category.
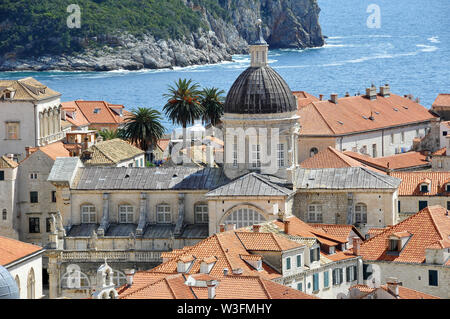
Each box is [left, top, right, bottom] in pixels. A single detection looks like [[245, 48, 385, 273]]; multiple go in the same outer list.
[[0, 0, 324, 71]]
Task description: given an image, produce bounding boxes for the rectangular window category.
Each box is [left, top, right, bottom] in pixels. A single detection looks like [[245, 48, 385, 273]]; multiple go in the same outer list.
[[420, 185, 429, 193], [308, 204, 323, 223], [29, 217, 40, 233], [296, 255, 302, 268], [195, 204, 209, 224], [30, 191, 38, 203], [81, 205, 96, 223], [297, 283, 302, 291], [447, 201, 450, 210], [401, 132, 405, 143], [0, 171, 4, 181], [46, 217, 52, 233], [390, 133, 394, 144], [135, 160, 139, 167], [157, 204, 171, 223], [324, 271, 329, 288], [119, 205, 134, 223], [429, 270, 438, 286], [251, 144, 261, 168], [51, 191, 57, 203], [277, 144, 285, 167], [346, 266, 357, 282], [5, 122, 20, 140], [446, 185, 450, 192], [232, 143, 238, 167], [419, 200, 428, 211], [286, 257, 291, 270], [30, 173, 38, 180], [140, 158, 143, 167], [398, 200, 401, 213], [313, 273, 319, 292], [372, 144, 377, 157]]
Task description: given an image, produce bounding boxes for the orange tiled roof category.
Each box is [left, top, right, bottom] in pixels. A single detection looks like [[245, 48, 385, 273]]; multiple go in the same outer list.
[[62, 100, 128, 127], [344, 151, 429, 171], [148, 230, 294, 280], [235, 232, 302, 251], [432, 147, 447, 156], [156, 139, 170, 152], [0, 236, 43, 266], [310, 223, 364, 242], [298, 94, 436, 136], [293, 91, 319, 109], [351, 284, 440, 299], [391, 171, 450, 196], [432, 93, 450, 108], [38, 141, 71, 160], [359, 205, 450, 263], [367, 228, 388, 238], [300, 147, 385, 173], [61, 101, 90, 128], [119, 273, 318, 299]]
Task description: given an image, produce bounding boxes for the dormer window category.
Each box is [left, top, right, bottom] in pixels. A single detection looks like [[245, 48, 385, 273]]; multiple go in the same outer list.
[[387, 232, 411, 254], [94, 108, 101, 114], [200, 256, 217, 274], [240, 254, 263, 271], [388, 238, 401, 251], [445, 183, 450, 192], [177, 255, 195, 273], [420, 184, 429, 193]]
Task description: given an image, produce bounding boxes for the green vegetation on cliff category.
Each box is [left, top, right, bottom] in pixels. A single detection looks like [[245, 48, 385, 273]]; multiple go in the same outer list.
[[0, 0, 231, 57]]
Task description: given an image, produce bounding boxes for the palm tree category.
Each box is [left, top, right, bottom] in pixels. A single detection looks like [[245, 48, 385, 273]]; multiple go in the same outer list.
[[163, 78, 205, 150], [121, 107, 165, 154], [97, 128, 124, 141], [200, 87, 225, 126]]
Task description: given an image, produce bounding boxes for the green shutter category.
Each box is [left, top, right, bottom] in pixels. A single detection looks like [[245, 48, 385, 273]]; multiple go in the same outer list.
[[297, 255, 301, 267], [313, 273, 319, 291], [286, 257, 291, 270], [324, 271, 329, 287]]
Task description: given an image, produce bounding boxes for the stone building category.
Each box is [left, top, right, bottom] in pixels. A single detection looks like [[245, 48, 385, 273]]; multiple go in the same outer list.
[[0, 77, 64, 161], [391, 171, 450, 220], [297, 86, 438, 163], [357, 205, 450, 299], [431, 93, 450, 121], [0, 155, 19, 239], [0, 236, 44, 299], [293, 167, 401, 236]]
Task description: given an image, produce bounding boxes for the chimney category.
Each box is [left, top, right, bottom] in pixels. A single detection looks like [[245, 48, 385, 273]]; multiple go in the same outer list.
[[232, 268, 243, 275], [219, 224, 225, 233], [366, 85, 377, 100], [124, 269, 135, 287], [6, 154, 14, 161], [379, 84, 391, 97], [25, 147, 31, 157], [82, 137, 89, 151], [252, 224, 261, 233], [223, 268, 229, 276], [386, 277, 400, 297], [225, 223, 236, 231], [284, 220, 291, 235], [352, 237, 361, 256], [345, 92, 350, 97], [330, 93, 338, 104], [319, 94, 324, 101], [207, 280, 218, 299]]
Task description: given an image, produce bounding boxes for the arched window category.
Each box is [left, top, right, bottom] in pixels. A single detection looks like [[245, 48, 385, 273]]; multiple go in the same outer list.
[[156, 204, 171, 224], [195, 204, 209, 224], [119, 205, 134, 223], [27, 268, 35, 299], [2, 209, 6, 221], [15, 275, 20, 298], [355, 203, 367, 224], [310, 148, 318, 157], [224, 206, 266, 229], [81, 204, 96, 223], [308, 203, 323, 222], [109, 290, 116, 299]]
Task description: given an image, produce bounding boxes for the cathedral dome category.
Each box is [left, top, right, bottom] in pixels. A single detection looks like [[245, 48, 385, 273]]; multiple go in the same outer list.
[[224, 66, 297, 114], [0, 265, 19, 299]]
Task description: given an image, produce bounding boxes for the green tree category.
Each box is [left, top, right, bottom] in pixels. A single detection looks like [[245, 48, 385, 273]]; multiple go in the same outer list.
[[200, 87, 225, 126], [163, 78, 204, 149], [121, 107, 165, 153], [97, 128, 124, 141]]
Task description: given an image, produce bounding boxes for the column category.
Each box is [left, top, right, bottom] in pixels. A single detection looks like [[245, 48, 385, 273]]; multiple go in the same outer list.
[[136, 193, 147, 236]]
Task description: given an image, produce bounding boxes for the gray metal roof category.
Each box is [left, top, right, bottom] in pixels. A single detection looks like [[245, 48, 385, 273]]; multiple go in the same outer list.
[[66, 223, 208, 239], [74, 167, 229, 191], [295, 167, 401, 190], [207, 172, 292, 197], [224, 66, 297, 114], [48, 157, 81, 184]]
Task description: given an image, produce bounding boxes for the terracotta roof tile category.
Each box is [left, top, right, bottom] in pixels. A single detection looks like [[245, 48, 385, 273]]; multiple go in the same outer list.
[[82, 138, 144, 166], [359, 205, 450, 263], [299, 94, 436, 136], [432, 94, 450, 108], [293, 91, 319, 109], [432, 147, 447, 156], [38, 141, 71, 160], [0, 236, 43, 266], [344, 151, 430, 171], [391, 171, 450, 196], [351, 284, 440, 299], [310, 223, 363, 242], [300, 147, 384, 174], [120, 273, 317, 299], [0, 77, 60, 101]]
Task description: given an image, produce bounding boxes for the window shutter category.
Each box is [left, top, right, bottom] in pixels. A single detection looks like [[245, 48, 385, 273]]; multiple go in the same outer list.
[[346, 267, 350, 282], [310, 249, 314, 263], [332, 269, 336, 285], [353, 266, 358, 281], [339, 268, 343, 284]]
